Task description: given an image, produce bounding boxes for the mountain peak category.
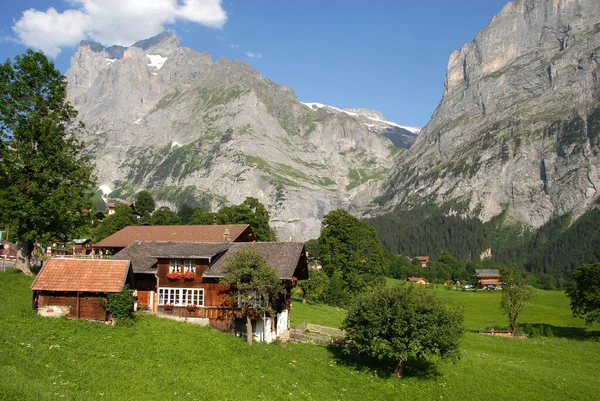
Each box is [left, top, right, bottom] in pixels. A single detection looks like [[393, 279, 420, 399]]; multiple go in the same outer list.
[[132, 31, 179, 51]]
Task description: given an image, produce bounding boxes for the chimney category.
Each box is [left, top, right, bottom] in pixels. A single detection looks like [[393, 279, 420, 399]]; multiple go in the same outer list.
[[223, 228, 231, 243]]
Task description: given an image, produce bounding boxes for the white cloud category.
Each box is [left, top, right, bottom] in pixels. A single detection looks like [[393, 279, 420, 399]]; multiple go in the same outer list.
[[229, 43, 239, 48], [245, 51, 262, 59], [12, 0, 227, 57]]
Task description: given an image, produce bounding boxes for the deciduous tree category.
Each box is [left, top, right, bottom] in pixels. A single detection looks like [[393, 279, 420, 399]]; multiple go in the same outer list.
[[500, 267, 537, 332], [566, 263, 600, 324], [150, 206, 180, 225], [93, 203, 138, 243], [0, 50, 95, 274], [342, 285, 464, 377], [220, 248, 283, 345], [134, 190, 156, 215]]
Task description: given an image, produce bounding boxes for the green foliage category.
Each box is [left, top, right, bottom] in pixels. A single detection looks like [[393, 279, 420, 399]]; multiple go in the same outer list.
[[189, 206, 215, 225], [92, 203, 139, 242], [500, 267, 537, 332], [312, 209, 387, 306], [134, 190, 156, 215], [566, 263, 600, 324], [101, 285, 136, 325], [342, 285, 464, 376], [297, 269, 330, 303], [177, 204, 194, 224], [214, 197, 273, 241], [346, 168, 389, 191], [150, 206, 180, 226], [0, 50, 96, 268]]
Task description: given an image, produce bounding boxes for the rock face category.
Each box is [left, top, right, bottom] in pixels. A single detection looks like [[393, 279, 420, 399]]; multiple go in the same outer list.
[[65, 32, 415, 240], [382, 0, 600, 228]]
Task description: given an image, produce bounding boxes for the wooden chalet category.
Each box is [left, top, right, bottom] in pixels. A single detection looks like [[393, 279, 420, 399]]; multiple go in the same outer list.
[[31, 258, 133, 321], [112, 241, 308, 342], [414, 256, 430, 267], [475, 269, 503, 289], [94, 224, 255, 254], [406, 276, 427, 284]]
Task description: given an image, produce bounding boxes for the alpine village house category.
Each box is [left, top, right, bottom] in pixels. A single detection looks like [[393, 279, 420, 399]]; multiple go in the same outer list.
[[31, 225, 309, 343]]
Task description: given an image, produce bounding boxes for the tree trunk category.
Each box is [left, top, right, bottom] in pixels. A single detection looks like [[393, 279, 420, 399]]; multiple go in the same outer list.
[[393, 360, 405, 378], [246, 315, 253, 346], [16, 240, 33, 276]]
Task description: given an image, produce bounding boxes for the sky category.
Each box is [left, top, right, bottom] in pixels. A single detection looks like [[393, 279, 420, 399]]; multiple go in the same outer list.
[[0, 0, 510, 127]]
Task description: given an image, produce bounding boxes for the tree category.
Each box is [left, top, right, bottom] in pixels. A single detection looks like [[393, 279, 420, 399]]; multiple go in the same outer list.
[[214, 198, 273, 241], [315, 209, 387, 305], [342, 285, 464, 378], [100, 285, 136, 326], [297, 268, 329, 303], [134, 190, 156, 215], [150, 206, 180, 225], [500, 267, 537, 332], [177, 204, 194, 224], [93, 203, 139, 243], [0, 50, 95, 274], [189, 206, 214, 225], [566, 263, 600, 324], [220, 248, 283, 345]]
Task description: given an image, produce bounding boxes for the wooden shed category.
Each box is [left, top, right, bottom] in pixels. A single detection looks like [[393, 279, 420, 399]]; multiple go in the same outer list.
[[31, 258, 133, 321]]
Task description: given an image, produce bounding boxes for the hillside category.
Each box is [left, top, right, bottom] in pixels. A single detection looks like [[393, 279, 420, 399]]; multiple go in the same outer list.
[[65, 32, 417, 241], [2, 270, 599, 400]]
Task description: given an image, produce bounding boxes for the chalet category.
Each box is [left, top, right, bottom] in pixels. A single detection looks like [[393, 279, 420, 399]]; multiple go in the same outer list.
[[31, 258, 133, 321], [406, 276, 428, 284], [94, 224, 255, 254], [70, 239, 92, 256], [112, 241, 308, 342], [414, 256, 430, 267], [475, 269, 502, 289]]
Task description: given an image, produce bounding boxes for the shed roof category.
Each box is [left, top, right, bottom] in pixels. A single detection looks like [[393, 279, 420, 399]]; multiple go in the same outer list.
[[475, 269, 501, 278], [206, 242, 308, 280], [31, 258, 131, 293], [407, 277, 427, 282], [95, 225, 253, 248], [111, 241, 232, 273]]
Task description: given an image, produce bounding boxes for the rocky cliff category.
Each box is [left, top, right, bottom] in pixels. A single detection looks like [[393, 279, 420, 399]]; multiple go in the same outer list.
[[381, 0, 600, 228], [65, 32, 416, 240]]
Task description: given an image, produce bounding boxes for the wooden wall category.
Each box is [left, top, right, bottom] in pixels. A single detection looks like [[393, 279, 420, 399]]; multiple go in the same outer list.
[[36, 291, 107, 321]]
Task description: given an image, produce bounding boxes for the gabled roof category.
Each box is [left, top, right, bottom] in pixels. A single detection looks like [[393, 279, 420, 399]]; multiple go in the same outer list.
[[95, 225, 253, 248], [475, 269, 501, 278], [407, 277, 427, 282], [111, 241, 233, 273], [206, 242, 308, 280], [31, 258, 131, 293]]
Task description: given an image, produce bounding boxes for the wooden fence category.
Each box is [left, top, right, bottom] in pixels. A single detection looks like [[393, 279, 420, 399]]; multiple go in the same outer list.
[[289, 322, 346, 346]]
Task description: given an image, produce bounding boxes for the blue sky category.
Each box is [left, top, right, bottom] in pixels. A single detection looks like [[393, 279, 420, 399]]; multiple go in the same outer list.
[[0, 0, 510, 127]]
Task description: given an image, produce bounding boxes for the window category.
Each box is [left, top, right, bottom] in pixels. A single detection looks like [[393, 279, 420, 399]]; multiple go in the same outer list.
[[184, 259, 195, 273], [170, 259, 181, 273], [158, 288, 204, 306]]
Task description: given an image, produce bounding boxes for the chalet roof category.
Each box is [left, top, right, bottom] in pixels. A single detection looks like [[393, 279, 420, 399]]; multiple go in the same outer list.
[[475, 269, 501, 278], [111, 241, 232, 273], [31, 258, 131, 293], [206, 242, 308, 280], [72, 239, 91, 245], [407, 277, 427, 282], [415, 256, 430, 261], [95, 225, 253, 248]]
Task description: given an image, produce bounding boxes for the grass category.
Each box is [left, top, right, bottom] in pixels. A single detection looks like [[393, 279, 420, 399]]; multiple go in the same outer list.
[[346, 168, 389, 191], [2, 270, 600, 400]]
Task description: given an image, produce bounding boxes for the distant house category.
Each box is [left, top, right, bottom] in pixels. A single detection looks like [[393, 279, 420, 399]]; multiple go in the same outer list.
[[70, 238, 92, 256], [111, 241, 309, 342], [475, 269, 502, 289], [31, 258, 134, 321], [406, 277, 428, 285], [94, 224, 256, 254], [414, 256, 430, 267]]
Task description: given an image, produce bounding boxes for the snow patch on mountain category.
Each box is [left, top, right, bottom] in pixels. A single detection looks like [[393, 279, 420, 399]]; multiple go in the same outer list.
[[147, 54, 168, 70]]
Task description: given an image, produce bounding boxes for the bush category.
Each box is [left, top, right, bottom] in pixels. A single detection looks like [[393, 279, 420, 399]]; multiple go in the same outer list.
[[102, 285, 136, 325]]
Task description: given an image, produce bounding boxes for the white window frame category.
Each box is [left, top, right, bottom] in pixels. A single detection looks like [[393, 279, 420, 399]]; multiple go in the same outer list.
[[184, 259, 196, 273], [169, 259, 181, 273], [158, 288, 204, 307]]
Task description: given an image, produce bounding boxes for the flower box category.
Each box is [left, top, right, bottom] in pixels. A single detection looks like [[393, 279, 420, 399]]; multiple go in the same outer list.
[[186, 304, 197, 312], [183, 271, 196, 281], [166, 271, 183, 280], [163, 304, 174, 311]]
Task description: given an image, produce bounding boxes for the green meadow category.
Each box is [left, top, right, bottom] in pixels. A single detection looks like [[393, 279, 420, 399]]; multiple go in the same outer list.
[[1, 270, 599, 401]]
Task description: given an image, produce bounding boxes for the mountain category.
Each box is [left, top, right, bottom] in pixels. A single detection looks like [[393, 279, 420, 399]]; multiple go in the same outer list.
[[380, 0, 600, 229], [65, 32, 417, 240]]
